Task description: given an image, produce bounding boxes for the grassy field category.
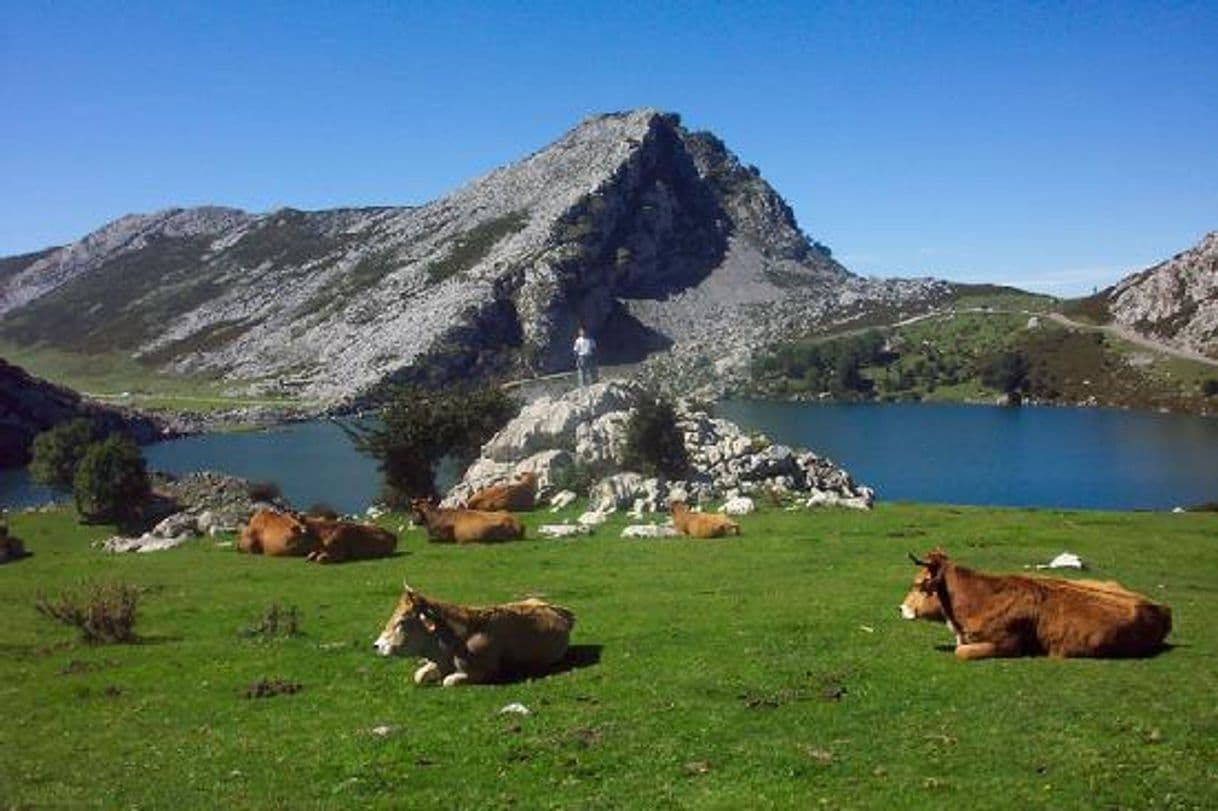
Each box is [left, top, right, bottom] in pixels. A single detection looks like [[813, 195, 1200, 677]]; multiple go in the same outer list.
[[2, 503, 1216, 809], [0, 341, 310, 414]]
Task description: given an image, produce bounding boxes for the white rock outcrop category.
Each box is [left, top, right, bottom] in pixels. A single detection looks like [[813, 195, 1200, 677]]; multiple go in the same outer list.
[[448, 381, 874, 513]]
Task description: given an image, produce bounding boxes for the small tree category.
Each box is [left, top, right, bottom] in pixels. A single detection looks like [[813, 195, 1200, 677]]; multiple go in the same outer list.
[[978, 350, 1029, 395], [346, 384, 519, 505], [72, 434, 151, 523], [622, 395, 689, 478], [29, 419, 99, 488]]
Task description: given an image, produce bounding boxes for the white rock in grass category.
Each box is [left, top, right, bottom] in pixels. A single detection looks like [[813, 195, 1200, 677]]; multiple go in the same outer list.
[[720, 496, 755, 515], [499, 702, 531, 716]]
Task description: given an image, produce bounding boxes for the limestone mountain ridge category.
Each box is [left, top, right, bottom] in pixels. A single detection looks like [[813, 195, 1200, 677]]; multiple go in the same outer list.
[[0, 109, 944, 404]]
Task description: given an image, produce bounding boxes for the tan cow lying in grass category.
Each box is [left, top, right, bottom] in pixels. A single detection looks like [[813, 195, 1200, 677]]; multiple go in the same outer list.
[[238, 509, 318, 556], [901, 549, 1172, 659], [373, 585, 575, 686], [670, 501, 740, 538], [467, 472, 539, 512], [300, 517, 397, 563], [411, 499, 524, 543], [239, 509, 397, 562]]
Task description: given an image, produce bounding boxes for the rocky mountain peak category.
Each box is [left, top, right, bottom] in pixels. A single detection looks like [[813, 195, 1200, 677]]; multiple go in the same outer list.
[[1107, 231, 1218, 358], [0, 109, 926, 404]]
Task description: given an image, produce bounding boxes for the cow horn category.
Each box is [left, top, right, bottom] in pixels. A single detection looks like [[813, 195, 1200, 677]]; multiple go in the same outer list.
[[908, 552, 928, 566]]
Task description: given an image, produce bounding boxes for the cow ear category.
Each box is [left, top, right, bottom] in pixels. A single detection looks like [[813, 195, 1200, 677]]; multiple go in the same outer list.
[[415, 610, 437, 633]]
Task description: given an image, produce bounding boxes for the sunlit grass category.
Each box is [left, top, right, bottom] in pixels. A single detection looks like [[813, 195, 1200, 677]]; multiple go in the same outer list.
[[2, 503, 1215, 808]]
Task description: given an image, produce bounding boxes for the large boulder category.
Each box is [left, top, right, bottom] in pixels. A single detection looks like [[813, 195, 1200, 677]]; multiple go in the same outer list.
[[448, 382, 874, 513], [482, 381, 642, 463]]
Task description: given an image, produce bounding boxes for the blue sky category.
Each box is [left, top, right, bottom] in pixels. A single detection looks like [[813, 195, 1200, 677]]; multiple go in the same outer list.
[[2, 1, 1215, 295]]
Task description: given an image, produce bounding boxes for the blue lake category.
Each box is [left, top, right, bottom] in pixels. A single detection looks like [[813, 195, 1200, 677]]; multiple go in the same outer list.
[[718, 401, 1218, 510], [3, 403, 1217, 513]]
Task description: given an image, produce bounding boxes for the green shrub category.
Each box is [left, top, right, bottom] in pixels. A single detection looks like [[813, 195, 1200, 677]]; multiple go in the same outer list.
[[72, 435, 151, 523], [622, 396, 689, 479], [978, 350, 1029, 394], [346, 383, 519, 503], [35, 581, 141, 644], [29, 419, 99, 488], [240, 603, 301, 639]]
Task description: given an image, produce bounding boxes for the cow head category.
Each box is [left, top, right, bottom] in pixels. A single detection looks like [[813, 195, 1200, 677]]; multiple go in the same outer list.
[[409, 499, 435, 526], [373, 584, 444, 658], [899, 549, 950, 621]]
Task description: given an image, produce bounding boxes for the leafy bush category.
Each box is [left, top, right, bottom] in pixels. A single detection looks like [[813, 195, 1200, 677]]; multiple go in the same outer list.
[[978, 350, 1029, 394], [29, 419, 100, 488], [240, 603, 301, 639], [35, 581, 141, 644], [1203, 379, 1218, 398], [622, 396, 689, 479], [346, 383, 519, 504], [550, 460, 597, 496], [72, 435, 151, 523]]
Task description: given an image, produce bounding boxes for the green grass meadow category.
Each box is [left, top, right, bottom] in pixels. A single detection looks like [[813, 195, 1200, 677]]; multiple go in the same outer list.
[[2, 504, 1216, 809]]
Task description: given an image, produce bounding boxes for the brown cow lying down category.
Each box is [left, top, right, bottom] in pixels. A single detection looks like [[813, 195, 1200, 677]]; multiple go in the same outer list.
[[301, 517, 397, 563], [467, 472, 539, 512], [373, 585, 575, 686], [902, 549, 1172, 659], [671, 501, 740, 538], [411, 499, 524, 543], [238, 509, 318, 557]]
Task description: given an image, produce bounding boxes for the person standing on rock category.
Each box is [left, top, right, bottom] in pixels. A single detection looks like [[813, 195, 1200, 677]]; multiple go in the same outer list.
[[573, 326, 598, 387]]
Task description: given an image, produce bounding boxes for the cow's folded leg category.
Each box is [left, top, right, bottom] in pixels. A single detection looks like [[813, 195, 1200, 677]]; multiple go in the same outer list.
[[441, 671, 469, 688], [413, 660, 442, 685], [954, 641, 1000, 660]]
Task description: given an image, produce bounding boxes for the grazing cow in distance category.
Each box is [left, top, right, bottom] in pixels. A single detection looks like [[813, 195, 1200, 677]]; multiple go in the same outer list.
[[300, 516, 397, 563], [467, 472, 539, 512], [411, 499, 524, 543], [238, 509, 319, 557], [901, 549, 1172, 659], [671, 501, 740, 539], [373, 585, 575, 686]]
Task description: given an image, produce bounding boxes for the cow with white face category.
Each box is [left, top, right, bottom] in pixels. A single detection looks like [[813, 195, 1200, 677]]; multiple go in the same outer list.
[[374, 585, 575, 687]]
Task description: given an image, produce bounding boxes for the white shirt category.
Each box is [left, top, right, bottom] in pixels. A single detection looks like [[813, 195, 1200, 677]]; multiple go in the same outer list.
[[574, 335, 596, 357]]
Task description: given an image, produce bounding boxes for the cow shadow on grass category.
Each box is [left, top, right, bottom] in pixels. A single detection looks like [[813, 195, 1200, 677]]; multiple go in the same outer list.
[[930, 642, 1179, 659], [492, 644, 604, 684]]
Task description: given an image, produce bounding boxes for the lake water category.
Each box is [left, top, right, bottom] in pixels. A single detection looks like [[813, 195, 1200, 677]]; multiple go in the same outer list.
[[3, 403, 1217, 513], [718, 401, 1218, 510]]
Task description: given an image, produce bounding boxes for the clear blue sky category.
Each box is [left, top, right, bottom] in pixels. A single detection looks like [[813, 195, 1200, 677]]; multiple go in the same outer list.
[[2, 1, 1215, 295]]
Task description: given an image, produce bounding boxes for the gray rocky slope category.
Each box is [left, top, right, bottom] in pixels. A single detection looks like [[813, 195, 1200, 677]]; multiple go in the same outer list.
[[0, 109, 944, 404], [1106, 231, 1218, 358]]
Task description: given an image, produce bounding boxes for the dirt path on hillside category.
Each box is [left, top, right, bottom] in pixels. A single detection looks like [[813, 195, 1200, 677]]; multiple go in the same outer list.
[[1044, 312, 1218, 368]]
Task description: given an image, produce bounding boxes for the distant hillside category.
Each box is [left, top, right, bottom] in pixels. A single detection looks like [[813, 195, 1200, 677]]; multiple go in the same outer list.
[[0, 358, 162, 468], [0, 110, 943, 405], [1064, 232, 1218, 359], [745, 286, 1218, 415]]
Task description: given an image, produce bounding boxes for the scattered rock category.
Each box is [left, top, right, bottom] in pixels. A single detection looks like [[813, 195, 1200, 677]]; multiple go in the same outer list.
[[621, 524, 680, 539], [498, 702, 531, 716], [538, 524, 593, 539], [1036, 552, 1085, 570]]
